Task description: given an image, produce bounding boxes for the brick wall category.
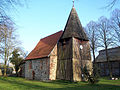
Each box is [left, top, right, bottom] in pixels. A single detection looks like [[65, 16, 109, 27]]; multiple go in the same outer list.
[[25, 45, 58, 81], [25, 58, 50, 81]]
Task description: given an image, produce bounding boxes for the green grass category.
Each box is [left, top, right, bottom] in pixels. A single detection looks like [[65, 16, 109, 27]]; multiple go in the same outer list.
[[0, 77, 120, 90]]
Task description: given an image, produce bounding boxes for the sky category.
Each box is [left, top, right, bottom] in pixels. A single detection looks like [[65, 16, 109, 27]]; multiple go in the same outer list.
[[9, 0, 120, 54]]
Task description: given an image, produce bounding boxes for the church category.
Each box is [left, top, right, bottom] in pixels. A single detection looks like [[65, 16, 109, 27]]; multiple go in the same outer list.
[[25, 6, 92, 81]]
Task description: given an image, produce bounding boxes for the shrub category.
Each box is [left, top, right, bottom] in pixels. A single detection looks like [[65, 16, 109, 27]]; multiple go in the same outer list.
[[82, 65, 99, 84]]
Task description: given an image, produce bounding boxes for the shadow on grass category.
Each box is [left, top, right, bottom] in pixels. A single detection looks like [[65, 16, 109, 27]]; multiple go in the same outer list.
[[40, 79, 120, 90], [43, 79, 120, 90], [0, 77, 120, 90], [0, 77, 50, 90]]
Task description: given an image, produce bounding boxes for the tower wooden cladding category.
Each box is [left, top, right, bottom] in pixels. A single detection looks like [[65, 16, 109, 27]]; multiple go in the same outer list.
[[56, 7, 91, 81]]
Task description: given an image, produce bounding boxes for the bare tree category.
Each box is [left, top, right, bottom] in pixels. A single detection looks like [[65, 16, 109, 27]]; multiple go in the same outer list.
[[106, 0, 119, 9], [110, 8, 120, 44], [0, 30, 3, 57], [0, 0, 26, 11], [0, 0, 27, 25], [97, 16, 115, 78], [0, 16, 5, 58], [85, 21, 98, 63], [0, 16, 16, 76], [0, 0, 26, 75]]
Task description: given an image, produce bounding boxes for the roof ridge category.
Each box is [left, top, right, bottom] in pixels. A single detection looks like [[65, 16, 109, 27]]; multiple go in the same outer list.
[[100, 46, 120, 52], [40, 30, 63, 41]]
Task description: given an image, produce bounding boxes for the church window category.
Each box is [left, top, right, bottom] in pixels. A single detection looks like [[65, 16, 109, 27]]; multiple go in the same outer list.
[[29, 61, 32, 69], [62, 40, 66, 49]]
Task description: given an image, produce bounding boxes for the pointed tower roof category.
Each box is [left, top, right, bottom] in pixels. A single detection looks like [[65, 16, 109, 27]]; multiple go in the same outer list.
[[61, 7, 88, 40]]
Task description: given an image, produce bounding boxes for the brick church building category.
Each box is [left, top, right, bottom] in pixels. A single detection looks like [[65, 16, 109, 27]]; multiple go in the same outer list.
[[25, 7, 92, 81]]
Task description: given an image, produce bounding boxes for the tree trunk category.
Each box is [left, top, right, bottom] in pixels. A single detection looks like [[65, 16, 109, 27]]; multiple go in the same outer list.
[[93, 48, 96, 64], [15, 66, 19, 77], [3, 63, 7, 76], [4, 30, 7, 77], [105, 46, 112, 79], [4, 47, 7, 77], [92, 48, 96, 74], [16, 71, 18, 77]]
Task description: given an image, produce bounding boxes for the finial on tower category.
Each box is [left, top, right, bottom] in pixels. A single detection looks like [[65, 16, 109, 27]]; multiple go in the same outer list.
[[72, 0, 74, 7]]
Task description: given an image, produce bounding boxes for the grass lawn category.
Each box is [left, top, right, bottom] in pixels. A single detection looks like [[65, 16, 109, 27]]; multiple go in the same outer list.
[[0, 77, 120, 90]]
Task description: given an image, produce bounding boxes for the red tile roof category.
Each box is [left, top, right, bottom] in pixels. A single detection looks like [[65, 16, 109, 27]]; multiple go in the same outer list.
[[26, 31, 63, 60]]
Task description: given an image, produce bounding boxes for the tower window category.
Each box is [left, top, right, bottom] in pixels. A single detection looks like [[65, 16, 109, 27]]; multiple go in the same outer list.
[[80, 45, 83, 49]]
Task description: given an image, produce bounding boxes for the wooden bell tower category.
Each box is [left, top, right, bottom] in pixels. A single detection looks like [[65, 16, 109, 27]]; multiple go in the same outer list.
[[56, 7, 92, 81]]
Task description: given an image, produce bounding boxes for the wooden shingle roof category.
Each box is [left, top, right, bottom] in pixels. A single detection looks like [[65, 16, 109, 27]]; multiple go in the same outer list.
[[26, 31, 63, 60], [61, 7, 88, 40]]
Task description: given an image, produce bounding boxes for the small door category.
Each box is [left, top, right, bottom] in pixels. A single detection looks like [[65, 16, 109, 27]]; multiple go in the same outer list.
[[32, 70, 35, 80]]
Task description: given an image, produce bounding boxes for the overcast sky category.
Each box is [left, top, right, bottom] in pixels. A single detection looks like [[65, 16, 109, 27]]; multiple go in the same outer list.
[[9, 0, 120, 54]]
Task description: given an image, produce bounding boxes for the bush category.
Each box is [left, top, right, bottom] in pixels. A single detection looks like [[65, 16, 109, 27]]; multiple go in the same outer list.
[[82, 65, 99, 84]]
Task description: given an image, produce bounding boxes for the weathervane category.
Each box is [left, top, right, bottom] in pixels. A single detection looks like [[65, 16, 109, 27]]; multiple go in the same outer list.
[[72, 0, 74, 7]]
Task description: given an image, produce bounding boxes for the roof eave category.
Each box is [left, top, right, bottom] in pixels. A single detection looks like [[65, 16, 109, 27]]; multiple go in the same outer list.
[[25, 56, 49, 61]]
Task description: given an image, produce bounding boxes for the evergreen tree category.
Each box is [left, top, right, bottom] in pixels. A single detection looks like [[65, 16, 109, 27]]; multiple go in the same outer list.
[[9, 49, 23, 76]]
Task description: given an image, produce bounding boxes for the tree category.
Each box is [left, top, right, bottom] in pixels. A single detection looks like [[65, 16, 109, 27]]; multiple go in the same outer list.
[[0, 0, 27, 34], [106, 0, 119, 9], [85, 21, 98, 63], [97, 16, 115, 78], [9, 48, 24, 76], [0, 0, 26, 14], [110, 8, 120, 44], [85, 21, 99, 77], [82, 65, 99, 84], [0, 16, 16, 76], [0, 0, 27, 25], [0, 27, 4, 56]]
